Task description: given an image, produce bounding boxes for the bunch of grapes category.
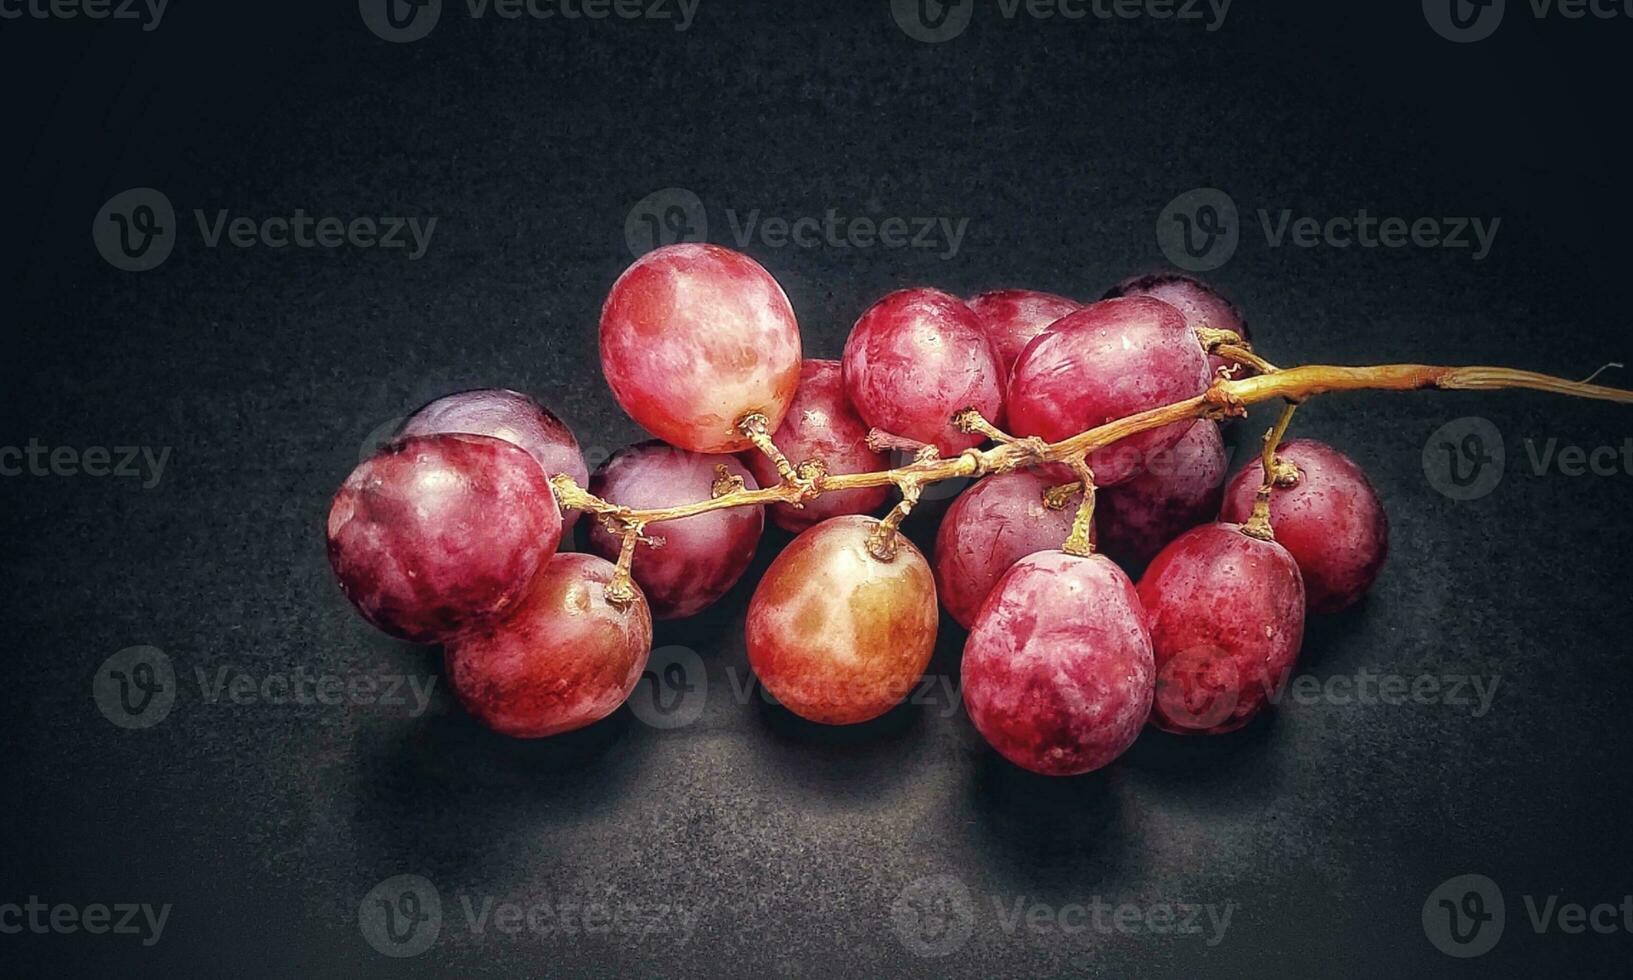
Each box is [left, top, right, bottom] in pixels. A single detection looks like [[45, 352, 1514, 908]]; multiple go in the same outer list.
[[330, 242, 1480, 776]]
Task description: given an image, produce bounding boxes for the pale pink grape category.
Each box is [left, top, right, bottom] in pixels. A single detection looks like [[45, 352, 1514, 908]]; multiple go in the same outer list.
[[600, 244, 802, 454]]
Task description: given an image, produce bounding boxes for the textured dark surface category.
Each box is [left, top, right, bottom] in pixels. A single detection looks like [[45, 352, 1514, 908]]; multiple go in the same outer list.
[[4, 1, 1632, 976]]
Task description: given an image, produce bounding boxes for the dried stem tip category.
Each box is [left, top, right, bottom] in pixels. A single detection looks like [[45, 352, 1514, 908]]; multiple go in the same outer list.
[[1061, 459, 1097, 558], [1043, 482, 1082, 511], [1240, 401, 1300, 542], [867, 481, 923, 562], [737, 413, 799, 484]]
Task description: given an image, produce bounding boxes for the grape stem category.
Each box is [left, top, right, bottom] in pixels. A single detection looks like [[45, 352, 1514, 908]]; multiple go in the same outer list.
[[865, 428, 931, 455], [1239, 401, 1300, 542], [1061, 458, 1097, 558], [549, 360, 1633, 538]]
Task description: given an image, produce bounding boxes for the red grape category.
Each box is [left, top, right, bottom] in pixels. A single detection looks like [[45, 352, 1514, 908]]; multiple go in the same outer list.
[[1105, 272, 1251, 379], [398, 388, 588, 536], [445, 553, 653, 738], [1136, 523, 1305, 734], [741, 359, 889, 532], [933, 470, 1084, 629], [327, 434, 562, 643], [841, 288, 1005, 453], [587, 440, 763, 619], [1006, 297, 1212, 486], [746, 516, 939, 725], [600, 244, 802, 454], [961, 551, 1153, 776], [1096, 420, 1228, 570], [1218, 438, 1389, 614], [966, 289, 1082, 373]]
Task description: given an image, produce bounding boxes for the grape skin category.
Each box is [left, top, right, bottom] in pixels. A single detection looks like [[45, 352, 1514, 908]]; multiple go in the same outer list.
[[933, 470, 1085, 630], [746, 516, 939, 725], [1218, 438, 1389, 614], [966, 289, 1082, 373], [398, 388, 588, 537], [600, 244, 802, 454], [842, 288, 1005, 454], [587, 440, 764, 619], [741, 359, 890, 533], [1097, 420, 1228, 571], [446, 553, 653, 738], [1136, 523, 1306, 734], [1006, 296, 1212, 487], [1104, 272, 1252, 379], [961, 551, 1154, 776], [326, 434, 562, 643]]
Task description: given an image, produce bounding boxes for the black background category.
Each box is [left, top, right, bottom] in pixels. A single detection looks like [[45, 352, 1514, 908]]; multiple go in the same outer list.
[[4, 0, 1632, 975]]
